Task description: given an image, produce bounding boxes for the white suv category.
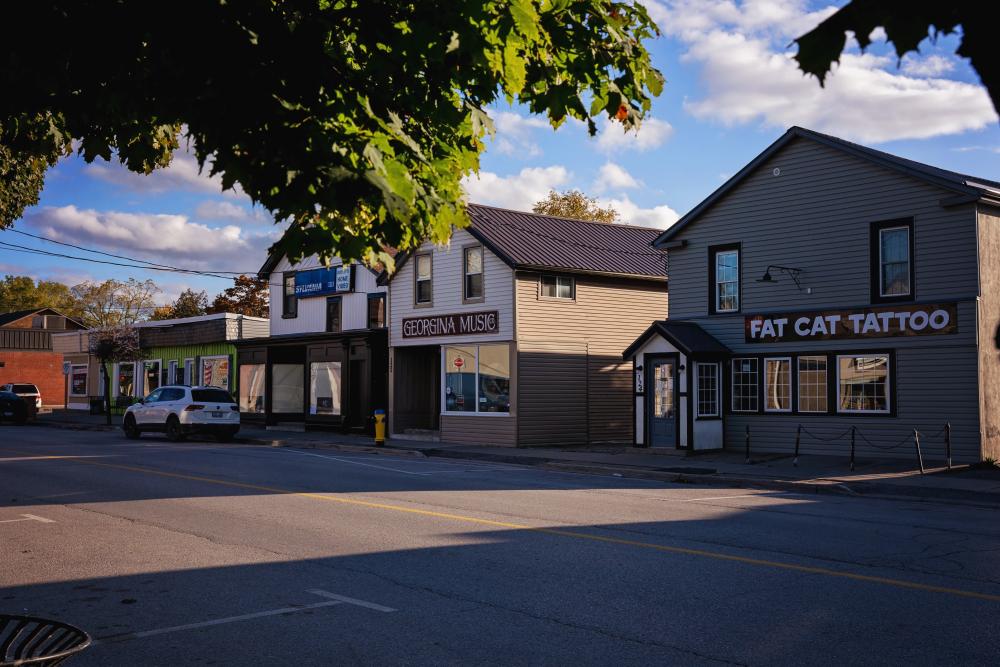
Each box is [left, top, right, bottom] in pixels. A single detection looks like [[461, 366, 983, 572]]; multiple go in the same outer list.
[[2, 383, 41, 409], [123, 385, 240, 442]]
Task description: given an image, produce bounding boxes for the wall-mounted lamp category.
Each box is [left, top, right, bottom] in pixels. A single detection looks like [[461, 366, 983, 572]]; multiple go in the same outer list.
[[635, 364, 643, 371], [757, 265, 811, 294], [678, 364, 686, 372]]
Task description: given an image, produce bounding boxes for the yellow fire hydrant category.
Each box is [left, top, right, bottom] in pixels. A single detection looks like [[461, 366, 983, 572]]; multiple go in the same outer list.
[[374, 409, 386, 447]]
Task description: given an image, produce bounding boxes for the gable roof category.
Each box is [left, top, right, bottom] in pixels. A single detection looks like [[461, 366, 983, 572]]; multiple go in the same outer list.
[[0, 308, 85, 329], [622, 320, 730, 360], [382, 204, 668, 284], [652, 126, 1000, 247]]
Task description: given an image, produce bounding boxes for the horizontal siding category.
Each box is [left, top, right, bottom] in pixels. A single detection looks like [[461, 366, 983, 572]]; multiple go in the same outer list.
[[390, 228, 514, 346], [517, 340, 588, 446], [52, 331, 88, 354], [441, 414, 516, 446], [240, 317, 271, 340]]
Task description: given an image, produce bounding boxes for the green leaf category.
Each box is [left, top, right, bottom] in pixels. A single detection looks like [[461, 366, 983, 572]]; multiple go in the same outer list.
[[510, 0, 540, 41]]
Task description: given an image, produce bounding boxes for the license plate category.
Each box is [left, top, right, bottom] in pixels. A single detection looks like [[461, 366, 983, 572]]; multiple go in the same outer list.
[[211, 411, 224, 418]]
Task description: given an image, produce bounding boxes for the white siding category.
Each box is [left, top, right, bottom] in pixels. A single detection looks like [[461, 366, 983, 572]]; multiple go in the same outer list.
[[269, 255, 386, 336], [389, 228, 514, 347]]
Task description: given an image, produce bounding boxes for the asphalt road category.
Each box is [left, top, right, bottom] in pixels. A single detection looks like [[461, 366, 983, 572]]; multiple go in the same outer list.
[[2, 427, 1000, 666]]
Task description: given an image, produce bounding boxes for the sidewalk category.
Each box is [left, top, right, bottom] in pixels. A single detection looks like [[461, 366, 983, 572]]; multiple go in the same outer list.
[[34, 410, 1000, 507]]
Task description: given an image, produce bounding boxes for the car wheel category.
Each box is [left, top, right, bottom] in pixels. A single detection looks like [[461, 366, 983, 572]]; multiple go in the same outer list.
[[165, 416, 186, 442], [123, 415, 141, 439]]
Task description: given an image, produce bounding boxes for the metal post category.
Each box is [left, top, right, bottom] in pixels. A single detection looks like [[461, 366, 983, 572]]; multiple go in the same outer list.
[[914, 428, 925, 475], [945, 422, 952, 471], [794, 424, 801, 467], [745, 425, 751, 464], [850, 426, 856, 471]]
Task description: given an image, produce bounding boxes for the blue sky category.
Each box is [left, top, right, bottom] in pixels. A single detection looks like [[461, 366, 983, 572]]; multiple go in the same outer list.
[[6, 0, 1000, 306]]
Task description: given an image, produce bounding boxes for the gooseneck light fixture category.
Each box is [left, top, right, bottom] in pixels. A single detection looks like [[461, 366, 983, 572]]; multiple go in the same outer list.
[[757, 265, 810, 294]]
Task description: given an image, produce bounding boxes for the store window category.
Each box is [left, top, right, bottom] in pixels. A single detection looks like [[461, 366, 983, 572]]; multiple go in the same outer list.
[[326, 296, 342, 333], [168, 360, 178, 385], [283, 273, 297, 318], [201, 356, 231, 389], [540, 275, 574, 299], [70, 365, 88, 397], [764, 357, 791, 412], [696, 363, 719, 417], [272, 364, 304, 413], [798, 356, 828, 413], [309, 361, 342, 415], [367, 293, 386, 329], [837, 354, 890, 413], [239, 364, 266, 413], [117, 362, 135, 398], [873, 220, 913, 301], [464, 246, 484, 300], [143, 360, 161, 396], [711, 245, 740, 313], [415, 253, 432, 305], [444, 344, 510, 414], [184, 358, 194, 385], [731, 358, 759, 412]]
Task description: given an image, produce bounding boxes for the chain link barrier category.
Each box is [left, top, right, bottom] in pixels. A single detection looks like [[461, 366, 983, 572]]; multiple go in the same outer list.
[[787, 422, 954, 472]]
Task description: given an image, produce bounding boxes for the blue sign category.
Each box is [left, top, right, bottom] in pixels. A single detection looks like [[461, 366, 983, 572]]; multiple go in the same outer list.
[[294, 265, 354, 297]]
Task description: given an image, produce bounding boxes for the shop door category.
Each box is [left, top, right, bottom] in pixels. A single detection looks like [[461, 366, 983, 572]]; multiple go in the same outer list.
[[647, 357, 678, 447]]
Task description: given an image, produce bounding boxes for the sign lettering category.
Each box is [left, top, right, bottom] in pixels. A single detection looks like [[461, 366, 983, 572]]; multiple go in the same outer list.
[[745, 303, 958, 343], [294, 265, 354, 297], [402, 310, 499, 338]]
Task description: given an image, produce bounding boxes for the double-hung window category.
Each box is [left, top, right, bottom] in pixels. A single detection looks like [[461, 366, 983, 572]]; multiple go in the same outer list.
[[695, 363, 720, 418], [367, 293, 386, 329], [282, 273, 297, 318], [764, 357, 791, 412], [837, 354, 890, 413], [415, 253, 432, 305], [872, 219, 913, 302], [797, 356, 828, 413], [326, 296, 342, 333], [711, 245, 740, 313], [540, 275, 574, 299], [464, 246, 484, 301], [731, 358, 759, 412]]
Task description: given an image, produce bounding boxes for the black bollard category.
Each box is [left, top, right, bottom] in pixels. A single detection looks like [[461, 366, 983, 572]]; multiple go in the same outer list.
[[745, 425, 751, 464], [945, 422, 952, 471], [914, 428, 925, 475], [794, 424, 801, 467], [850, 426, 856, 471]]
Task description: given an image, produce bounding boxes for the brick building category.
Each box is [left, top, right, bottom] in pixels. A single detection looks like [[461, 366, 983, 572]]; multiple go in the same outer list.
[[0, 308, 86, 408]]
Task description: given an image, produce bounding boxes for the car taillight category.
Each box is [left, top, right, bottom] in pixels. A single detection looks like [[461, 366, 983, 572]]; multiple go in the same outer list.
[[184, 404, 205, 411]]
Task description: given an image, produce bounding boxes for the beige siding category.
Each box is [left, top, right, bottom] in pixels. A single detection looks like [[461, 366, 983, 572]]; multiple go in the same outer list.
[[515, 272, 668, 445], [52, 331, 89, 354], [979, 206, 1000, 461], [390, 228, 514, 347]]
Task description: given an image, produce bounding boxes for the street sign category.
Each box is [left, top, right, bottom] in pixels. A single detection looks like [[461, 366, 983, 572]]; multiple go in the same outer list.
[[62, 361, 72, 375], [454, 357, 464, 369]]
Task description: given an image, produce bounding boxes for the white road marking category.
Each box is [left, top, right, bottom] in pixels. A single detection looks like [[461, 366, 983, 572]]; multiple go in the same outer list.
[[679, 493, 775, 503], [0, 513, 55, 524], [282, 449, 431, 475], [307, 589, 397, 612]]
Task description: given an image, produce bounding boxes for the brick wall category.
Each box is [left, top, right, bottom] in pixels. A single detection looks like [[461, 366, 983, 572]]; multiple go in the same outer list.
[[0, 350, 66, 407]]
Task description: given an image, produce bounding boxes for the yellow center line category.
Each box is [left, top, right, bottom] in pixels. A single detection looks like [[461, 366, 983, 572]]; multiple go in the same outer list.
[[12, 450, 1000, 603]]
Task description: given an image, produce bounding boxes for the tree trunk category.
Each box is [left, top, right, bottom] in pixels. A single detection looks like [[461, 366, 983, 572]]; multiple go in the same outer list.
[[101, 361, 112, 426]]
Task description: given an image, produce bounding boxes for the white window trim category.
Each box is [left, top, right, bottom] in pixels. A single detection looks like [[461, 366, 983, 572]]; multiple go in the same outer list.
[[114, 361, 135, 398], [796, 355, 828, 414], [183, 358, 195, 386], [836, 354, 891, 415], [440, 344, 511, 416], [463, 245, 485, 301], [167, 360, 179, 385], [415, 252, 433, 305], [142, 359, 162, 397], [763, 357, 792, 413], [715, 250, 739, 313], [695, 362, 720, 418], [878, 225, 911, 298], [200, 355, 231, 389], [69, 364, 89, 397], [730, 357, 759, 413], [539, 274, 575, 300]]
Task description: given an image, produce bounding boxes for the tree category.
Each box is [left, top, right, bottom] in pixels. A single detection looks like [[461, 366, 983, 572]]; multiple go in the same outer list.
[[795, 1, 999, 117], [208, 275, 269, 318], [150, 288, 209, 321], [71, 278, 160, 328], [0, 2, 663, 266], [0, 274, 82, 319], [532, 190, 621, 223], [89, 325, 143, 425], [0, 114, 68, 227]]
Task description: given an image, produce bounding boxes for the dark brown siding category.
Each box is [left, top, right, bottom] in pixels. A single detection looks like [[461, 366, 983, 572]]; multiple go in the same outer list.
[[140, 319, 228, 348]]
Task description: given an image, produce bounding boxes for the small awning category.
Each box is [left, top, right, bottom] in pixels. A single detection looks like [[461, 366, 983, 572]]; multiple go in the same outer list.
[[623, 320, 731, 360]]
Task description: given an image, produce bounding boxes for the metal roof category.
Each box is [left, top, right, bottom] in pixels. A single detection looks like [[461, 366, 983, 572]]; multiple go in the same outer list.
[[623, 320, 730, 360], [0, 308, 85, 329]]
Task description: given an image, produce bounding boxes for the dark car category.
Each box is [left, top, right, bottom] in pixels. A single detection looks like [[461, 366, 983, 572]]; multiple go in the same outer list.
[[0, 390, 30, 425]]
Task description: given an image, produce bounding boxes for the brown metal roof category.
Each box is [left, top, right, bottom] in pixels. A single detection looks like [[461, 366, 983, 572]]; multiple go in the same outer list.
[[466, 204, 667, 280]]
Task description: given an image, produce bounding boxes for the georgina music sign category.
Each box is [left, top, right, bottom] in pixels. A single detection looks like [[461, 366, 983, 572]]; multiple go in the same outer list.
[[745, 303, 957, 343], [402, 310, 499, 338]]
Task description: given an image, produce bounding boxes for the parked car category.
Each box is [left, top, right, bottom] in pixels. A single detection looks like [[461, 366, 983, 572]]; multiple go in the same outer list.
[[0, 390, 31, 425], [1, 383, 41, 409], [122, 385, 240, 442]]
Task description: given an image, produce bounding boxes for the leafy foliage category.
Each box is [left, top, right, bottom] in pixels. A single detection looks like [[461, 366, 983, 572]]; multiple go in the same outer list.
[[207, 275, 269, 318], [0, 1, 663, 266], [70, 278, 160, 328], [0, 115, 70, 228], [150, 289, 209, 321], [0, 274, 83, 319], [89, 324, 143, 424], [532, 189, 620, 223], [794, 1, 999, 116]]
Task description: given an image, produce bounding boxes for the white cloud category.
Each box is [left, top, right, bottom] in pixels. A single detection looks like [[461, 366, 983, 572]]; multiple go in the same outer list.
[[462, 166, 571, 211], [594, 162, 642, 192], [595, 117, 674, 153], [22, 205, 279, 273], [901, 54, 956, 78], [652, 0, 997, 143], [487, 111, 551, 158], [954, 145, 1000, 154], [194, 200, 271, 225], [599, 195, 680, 229], [84, 147, 248, 199]]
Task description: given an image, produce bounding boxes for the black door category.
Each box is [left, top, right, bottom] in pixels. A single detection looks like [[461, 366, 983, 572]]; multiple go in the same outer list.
[[647, 357, 678, 447]]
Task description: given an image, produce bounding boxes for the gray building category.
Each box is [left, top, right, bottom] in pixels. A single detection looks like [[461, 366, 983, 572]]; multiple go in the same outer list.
[[625, 126, 1000, 462]]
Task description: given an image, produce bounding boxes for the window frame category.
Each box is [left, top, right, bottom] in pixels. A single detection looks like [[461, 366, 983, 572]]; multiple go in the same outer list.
[[463, 244, 485, 303], [414, 252, 433, 307], [325, 295, 343, 333], [870, 218, 915, 304], [367, 293, 386, 329], [539, 274, 575, 300], [695, 362, 721, 419], [200, 354, 231, 390], [282, 271, 298, 319], [796, 355, 828, 414], [708, 243, 741, 314], [69, 364, 89, 397], [441, 343, 511, 416], [763, 356, 792, 413], [730, 357, 760, 413], [836, 353, 892, 415]]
